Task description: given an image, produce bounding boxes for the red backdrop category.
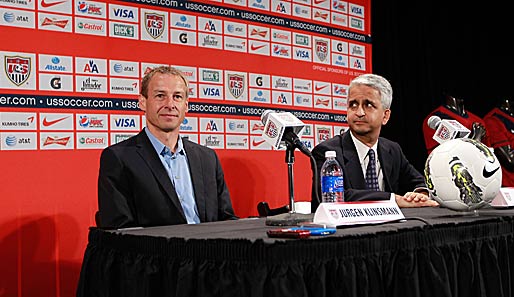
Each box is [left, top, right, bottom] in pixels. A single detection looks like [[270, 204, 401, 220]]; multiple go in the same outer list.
[[0, 0, 371, 295]]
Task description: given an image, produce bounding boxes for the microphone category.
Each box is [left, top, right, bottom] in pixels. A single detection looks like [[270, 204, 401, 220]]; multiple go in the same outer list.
[[261, 110, 312, 156], [427, 115, 470, 144]]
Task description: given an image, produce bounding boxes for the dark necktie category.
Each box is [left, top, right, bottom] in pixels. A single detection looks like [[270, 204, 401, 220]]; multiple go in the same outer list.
[[365, 149, 380, 191]]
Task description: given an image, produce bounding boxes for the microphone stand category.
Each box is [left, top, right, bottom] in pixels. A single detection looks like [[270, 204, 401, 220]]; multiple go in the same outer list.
[[265, 142, 314, 226], [286, 141, 296, 213]]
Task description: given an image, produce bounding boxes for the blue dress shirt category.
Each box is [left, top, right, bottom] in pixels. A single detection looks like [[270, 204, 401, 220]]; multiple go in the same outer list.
[[145, 128, 200, 224]]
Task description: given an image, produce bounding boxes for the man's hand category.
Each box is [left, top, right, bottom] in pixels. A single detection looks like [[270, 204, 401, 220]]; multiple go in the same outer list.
[[395, 192, 439, 208]]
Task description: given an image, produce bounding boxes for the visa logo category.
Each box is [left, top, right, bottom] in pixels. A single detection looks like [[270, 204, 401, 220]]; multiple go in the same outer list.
[[301, 140, 312, 150], [351, 7, 363, 14], [115, 118, 136, 127], [113, 8, 135, 19], [203, 88, 220, 97], [295, 49, 309, 58]]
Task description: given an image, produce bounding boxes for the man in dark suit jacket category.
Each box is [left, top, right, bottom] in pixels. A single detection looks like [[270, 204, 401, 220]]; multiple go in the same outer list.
[[311, 74, 439, 212], [98, 66, 237, 228]]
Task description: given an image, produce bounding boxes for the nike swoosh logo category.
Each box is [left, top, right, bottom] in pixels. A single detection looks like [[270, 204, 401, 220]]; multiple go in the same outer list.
[[252, 139, 266, 146], [314, 0, 326, 4], [250, 44, 267, 51], [43, 116, 68, 127], [41, 0, 67, 8], [483, 166, 500, 178], [315, 85, 327, 92]]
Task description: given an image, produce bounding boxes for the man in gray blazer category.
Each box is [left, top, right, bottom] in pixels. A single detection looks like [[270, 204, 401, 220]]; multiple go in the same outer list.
[[311, 74, 439, 212], [98, 66, 237, 228]]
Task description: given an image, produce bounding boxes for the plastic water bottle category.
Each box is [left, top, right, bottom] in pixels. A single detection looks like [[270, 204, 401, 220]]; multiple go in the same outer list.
[[321, 150, 344, 203]]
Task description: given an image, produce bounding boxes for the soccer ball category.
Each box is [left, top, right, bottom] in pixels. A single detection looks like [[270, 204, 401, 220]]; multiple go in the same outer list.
[[424, 138, 502, 211]]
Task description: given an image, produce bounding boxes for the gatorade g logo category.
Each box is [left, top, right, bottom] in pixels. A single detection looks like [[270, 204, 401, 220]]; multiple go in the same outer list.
[[51, 77, 62, 89], [179, 33, 187, 43]]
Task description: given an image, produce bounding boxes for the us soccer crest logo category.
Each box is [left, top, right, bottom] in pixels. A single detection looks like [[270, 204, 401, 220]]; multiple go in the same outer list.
[[264, 121, 278, 139], [228, 74, 244, 99], [5, 56, 31, 86], [315, 39, 328, 62], [144, 13, 164, 39]]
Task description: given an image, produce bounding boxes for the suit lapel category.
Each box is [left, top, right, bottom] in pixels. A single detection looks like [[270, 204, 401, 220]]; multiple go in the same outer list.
[[183, 139, 206, 221], [135, 131, 186, 219], [377, 140, 393, 192], [341, 131, 367, 189]]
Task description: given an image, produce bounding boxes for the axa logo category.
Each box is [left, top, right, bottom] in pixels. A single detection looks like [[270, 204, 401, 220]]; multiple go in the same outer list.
[[276, 94, 288, 104], [205, 120, 218, 131], [275, 2, 287, 13], [353, 59, 363, 69], [83, 60, 99, 73], [203, 20, 217, 32]]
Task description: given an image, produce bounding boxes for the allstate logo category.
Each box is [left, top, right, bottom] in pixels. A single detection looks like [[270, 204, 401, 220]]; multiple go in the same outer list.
[[113, 63, 123, 73], [5, 135, 16, 146], [3, 12, 15, 23], [51, 57, 60, 64], [182, 118, 188, 124], [180, 15, 187, 22]]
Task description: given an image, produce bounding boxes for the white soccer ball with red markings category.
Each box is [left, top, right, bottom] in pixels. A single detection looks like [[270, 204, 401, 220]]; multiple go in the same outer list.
[[424, 138, 502, 211]]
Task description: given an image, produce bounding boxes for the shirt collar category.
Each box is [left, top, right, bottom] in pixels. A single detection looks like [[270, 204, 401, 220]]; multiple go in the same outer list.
[[349, 131, 378, 163], [144, 127, 185, 156]]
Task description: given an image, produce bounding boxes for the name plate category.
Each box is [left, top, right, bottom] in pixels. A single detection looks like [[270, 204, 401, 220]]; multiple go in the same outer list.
[[491, 187, 514, 207], [313, 200, 405, 227]]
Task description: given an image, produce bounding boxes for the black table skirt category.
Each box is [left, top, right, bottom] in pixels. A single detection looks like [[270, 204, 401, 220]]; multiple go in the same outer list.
[[76, 207, 514, 297]]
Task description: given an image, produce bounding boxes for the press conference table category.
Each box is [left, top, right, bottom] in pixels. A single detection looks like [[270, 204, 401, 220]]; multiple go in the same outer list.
[[76, 207, 514, 297]]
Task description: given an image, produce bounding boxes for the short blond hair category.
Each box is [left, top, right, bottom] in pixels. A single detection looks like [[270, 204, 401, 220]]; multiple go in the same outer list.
[[140, 66, 189, 99]]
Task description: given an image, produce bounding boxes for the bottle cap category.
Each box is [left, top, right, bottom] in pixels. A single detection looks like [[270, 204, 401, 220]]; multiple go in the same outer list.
[[325, 151, 336, 158]]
